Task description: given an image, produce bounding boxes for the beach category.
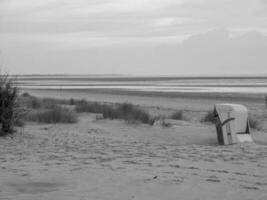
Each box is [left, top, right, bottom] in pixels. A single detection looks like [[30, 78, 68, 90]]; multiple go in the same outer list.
[[2, 0, 267, 197], [0, 85, 266, 200]]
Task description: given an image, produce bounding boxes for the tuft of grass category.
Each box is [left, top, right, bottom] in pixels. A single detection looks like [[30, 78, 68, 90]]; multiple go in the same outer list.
[[201, 110, 216, 124], [21, 92, 31, 97], [75, 100, 111, 114], [249, 115, 261, 130], [160, 119, 172, 128], [20, 95, 72, 110], [26, 106, 78, 124], [75, 100, 154, 125], [103, 103, 155, 125], [69, 98, 75, 105], [170, 111, 184, 120]]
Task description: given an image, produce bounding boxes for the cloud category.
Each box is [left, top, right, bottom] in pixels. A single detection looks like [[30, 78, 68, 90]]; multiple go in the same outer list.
[[1, 1, 267, 74], [152, 17, 195, 27], [1, 0, 267, 38], [2, 29, 267, 75]]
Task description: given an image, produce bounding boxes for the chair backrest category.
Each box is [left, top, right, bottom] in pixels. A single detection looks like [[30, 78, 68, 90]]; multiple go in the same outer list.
[[215, 104, 249, 134]]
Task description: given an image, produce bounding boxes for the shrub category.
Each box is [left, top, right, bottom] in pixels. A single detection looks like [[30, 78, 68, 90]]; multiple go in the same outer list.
[[75, 100, 111, 114], [103, 103, 154, 125], [41, 98, 69, 109], [160, 119, 172, 128], [201, 110, 216, 124], [0, 74, 22, 136], [69, 98, 75, 105], [21, 92, 31, 97], [249, 116, 261, 130], [26, 106, 78, 124], [170, 111, 184, 120], [31, 97, 42, 109], [76, 100, 154, 125], [20, 95, 71, 110]]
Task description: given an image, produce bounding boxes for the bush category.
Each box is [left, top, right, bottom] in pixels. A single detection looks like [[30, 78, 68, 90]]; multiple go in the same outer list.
[[75, 100, 111, 114], [21, 92, 31, 97], [75, 100, 154, 125], [160, 119, 172, 128], [170, 111, 184, 120], [41, 98, 69, 109], [249, 116, 261, 130], [26, 106, 78, 124], [0, 74, 22, 136], [69, 98, 75, 105], [103, 103, 155, 125], [201, 110, 216, 124], [20, 95, 71, 110]]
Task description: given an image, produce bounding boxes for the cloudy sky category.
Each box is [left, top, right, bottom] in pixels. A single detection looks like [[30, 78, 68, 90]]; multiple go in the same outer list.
[[0, 0, 267, 75]]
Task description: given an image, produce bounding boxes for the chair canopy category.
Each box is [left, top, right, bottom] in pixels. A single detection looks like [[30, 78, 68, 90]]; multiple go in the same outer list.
[[215, 104, 248, 134]]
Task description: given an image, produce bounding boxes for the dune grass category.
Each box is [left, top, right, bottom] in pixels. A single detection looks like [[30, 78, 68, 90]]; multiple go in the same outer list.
[[19, 94, 71, 110], [170, 111, 184, 120], [19, 93, 78, 124], [201, 110, 216, 124], [249, 115, 261, 130], [103, 103, 155, 125], [75, 100, 111, 114], [75, 100, 154, 125], [0, 74, 24, 136], [27, 106, 78, 124], [20, 94, 154, 125]]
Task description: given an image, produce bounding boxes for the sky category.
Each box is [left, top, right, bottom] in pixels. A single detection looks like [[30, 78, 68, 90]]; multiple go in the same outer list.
[[0, 0, 267, 75]]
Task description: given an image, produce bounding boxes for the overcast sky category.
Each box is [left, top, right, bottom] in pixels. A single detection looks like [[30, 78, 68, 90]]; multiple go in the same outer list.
[[0, 0, 267, 75]]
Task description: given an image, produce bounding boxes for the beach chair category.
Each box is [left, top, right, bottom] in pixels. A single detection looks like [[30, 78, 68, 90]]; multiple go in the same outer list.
[[214, 104, 253, 145]]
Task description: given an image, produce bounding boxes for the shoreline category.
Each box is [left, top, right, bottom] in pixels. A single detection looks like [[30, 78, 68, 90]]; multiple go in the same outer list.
[[23, 88, 266, 101], [22, 88, 266, 112]]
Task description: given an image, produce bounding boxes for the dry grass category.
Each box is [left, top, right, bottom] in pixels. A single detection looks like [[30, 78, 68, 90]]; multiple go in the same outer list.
[[75, 100, 111, 114], [103, 103, 155, 125], [201, 110, 216, 124], [75, 100, 155, 125], [20, 94, 155, 125], [249, 115, 261, 130], [26, 106, 78, 124], [170, 111, 184, 120]]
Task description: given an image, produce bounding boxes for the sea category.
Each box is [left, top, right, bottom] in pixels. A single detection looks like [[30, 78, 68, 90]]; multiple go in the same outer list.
[[16, 75, 267, 95]]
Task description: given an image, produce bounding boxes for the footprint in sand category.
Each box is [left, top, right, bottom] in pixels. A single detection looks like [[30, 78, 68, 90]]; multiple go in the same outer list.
[[206, 178, 221, 182], [208, 169, 229, 174], [7, 182, 65, 194], [240, 185, 259, 190]]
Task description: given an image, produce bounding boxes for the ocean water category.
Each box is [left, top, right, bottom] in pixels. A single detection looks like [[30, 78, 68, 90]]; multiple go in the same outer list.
[[16, 75, 267, 94]]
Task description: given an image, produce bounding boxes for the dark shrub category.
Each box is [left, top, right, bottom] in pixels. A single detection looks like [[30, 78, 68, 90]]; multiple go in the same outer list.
[[27, 106, 78, 124], [21, 92, 31, 97], [41, 98, 68, 109], [31, 97, 42, 109], [0, 74, 22, 136], [170, 111, 184, 120], [249, 115, 261, 130], [103, 103, 154, 125], [69, 98, 75, 105], [75, 100, 112, 114], [76, 100, 154, 125], [160, 119, 172, 128], [20, 95, 70, 110], [201, 110, 216, 124]]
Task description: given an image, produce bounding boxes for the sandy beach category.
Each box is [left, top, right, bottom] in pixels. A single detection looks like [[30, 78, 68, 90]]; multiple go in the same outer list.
[[2, 0, 267, 198], [0, 89, 266, 200]]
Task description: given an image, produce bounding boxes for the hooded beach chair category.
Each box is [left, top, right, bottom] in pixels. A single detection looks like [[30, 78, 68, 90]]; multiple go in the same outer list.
[[214, 104, 253, 145]]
